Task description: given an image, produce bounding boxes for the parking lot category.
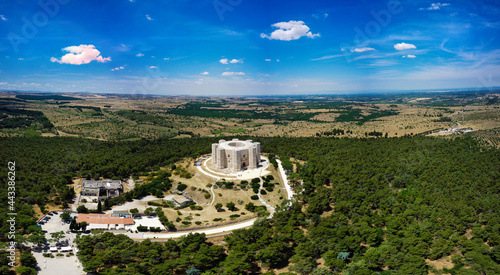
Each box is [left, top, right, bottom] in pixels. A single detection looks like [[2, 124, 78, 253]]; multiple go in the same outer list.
[[33, 212, 85, 275]]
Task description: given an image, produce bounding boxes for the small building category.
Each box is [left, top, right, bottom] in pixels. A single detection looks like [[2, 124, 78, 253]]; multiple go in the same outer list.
[[81, 180, 123, 198], [76, 213, 134, 230], [49, 247, 58, 253], [171, 195, 193, 207], [60, 246, 72, 252]]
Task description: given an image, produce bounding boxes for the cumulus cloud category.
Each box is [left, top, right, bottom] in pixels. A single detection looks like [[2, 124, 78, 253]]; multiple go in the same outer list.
[[50, 44, 111, 65], [222, 72, 245, 76], [265, 59, 272, 62], [149, 66, 157, 69], [201, 72, 209, 75], [394, 42, 417, 50], [146, 14, 153, 21], [111, 66, 125, 71], [353, 47, 375, 53], [260, 20, 320, 41], [420, 3, 450, 10], [220, 58, 242, 64], [0, 15, 7, 21], [136, 53, 144, 57], [402, 55, 417, 58]]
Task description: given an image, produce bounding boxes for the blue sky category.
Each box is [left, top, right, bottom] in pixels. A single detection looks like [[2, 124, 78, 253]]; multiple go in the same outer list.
[[0, 0, 499, 95]]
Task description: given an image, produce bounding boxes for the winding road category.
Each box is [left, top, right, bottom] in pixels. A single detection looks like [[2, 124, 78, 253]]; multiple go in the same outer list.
[[125, 157, 294, 239]]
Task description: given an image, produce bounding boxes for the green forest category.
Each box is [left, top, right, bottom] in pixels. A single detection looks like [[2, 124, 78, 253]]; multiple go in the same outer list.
[[0, 135, 499, 274]]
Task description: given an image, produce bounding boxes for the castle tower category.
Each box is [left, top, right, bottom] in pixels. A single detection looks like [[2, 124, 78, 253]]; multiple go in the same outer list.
[[211, 139, 261, 172]]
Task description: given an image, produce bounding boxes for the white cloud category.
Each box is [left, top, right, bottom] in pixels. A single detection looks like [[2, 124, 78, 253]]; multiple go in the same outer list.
[[222, 72, 245, 76], [50, 44, 111, 65], [163, 57, 170, 61], [402, 55, 416, 58], [0, 15, 7, 21], [265, 59, 272, 62], [146, 15, 153, 21], [312, 13, 328, 19], [260, 20, 320, 41], [276, 59, 280, 62], [219, 58, 242, 64], [111, 66, 125, 71], [136, 53, 144, 57], [353, 47, 375, 53], [149, 66, 157, 69], [229, 59, 242, 64], [394, 42, 417, 50], [201, 72, 209, 75], [18, 58, 24, 60], [420, 3, 450, 10]]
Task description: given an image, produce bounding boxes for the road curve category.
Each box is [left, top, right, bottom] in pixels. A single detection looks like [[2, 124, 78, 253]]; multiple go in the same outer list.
[[133, 158, 293, 240]]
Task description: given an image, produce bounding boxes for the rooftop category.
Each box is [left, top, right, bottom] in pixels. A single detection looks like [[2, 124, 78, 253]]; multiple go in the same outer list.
[[82, 180, 122, 189], [76, 214, 134, 225]]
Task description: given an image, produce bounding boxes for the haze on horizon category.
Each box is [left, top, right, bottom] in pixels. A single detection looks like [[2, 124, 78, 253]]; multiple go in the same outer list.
[[1, 0, 499, 96]]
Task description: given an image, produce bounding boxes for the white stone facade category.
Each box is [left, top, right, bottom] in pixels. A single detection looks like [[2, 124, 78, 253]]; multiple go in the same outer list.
[[212, 139, 261, 171]]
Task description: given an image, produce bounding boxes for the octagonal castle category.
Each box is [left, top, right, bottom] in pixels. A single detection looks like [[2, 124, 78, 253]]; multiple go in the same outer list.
[[212, 139, 261, 171]]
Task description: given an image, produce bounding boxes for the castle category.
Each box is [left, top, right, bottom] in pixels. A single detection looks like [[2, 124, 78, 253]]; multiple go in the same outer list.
[[212, 139, 261, 171]]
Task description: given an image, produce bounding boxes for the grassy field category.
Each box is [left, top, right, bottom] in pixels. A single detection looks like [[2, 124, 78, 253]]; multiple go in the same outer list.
[[1, 90, 498, 142], [134, 157, 282, 229]]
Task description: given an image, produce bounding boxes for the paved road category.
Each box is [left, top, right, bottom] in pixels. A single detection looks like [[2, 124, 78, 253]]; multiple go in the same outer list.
[[141, 218, 257, 239], [276, 159, 294, 200]]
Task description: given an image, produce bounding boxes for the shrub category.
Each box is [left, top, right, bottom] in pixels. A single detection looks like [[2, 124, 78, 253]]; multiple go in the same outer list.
[[260, 189, 267, 195], [177, 183, 188, 191], [137, 225, 148, 232], [251, 195, 259, 200], [245, 202, 256, 212]]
